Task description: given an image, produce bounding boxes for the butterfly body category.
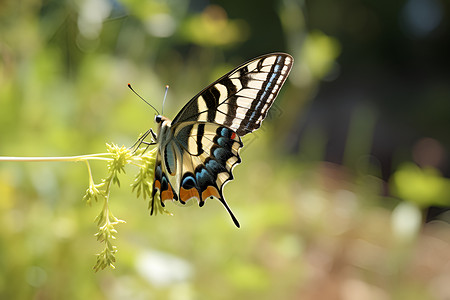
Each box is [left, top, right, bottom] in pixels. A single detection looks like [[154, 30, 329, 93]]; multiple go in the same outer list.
[[148, 53, 293, 227]]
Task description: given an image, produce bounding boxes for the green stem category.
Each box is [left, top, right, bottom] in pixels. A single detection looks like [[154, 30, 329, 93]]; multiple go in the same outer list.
[[85, 161, 95, 186], [0, 153, 113, 162]]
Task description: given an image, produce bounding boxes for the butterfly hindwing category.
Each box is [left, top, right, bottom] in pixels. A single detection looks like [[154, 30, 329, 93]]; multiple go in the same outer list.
[[175, 122, 242, 227], [149, 53, 293, 227]]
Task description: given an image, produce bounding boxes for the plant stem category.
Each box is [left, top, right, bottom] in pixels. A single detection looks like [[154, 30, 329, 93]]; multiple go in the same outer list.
[[0, 153, 113, 162]]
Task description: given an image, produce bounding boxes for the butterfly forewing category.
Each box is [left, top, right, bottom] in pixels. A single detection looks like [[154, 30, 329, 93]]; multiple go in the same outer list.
[[171, 53, 293, 136], [150, 53, 293, 227]]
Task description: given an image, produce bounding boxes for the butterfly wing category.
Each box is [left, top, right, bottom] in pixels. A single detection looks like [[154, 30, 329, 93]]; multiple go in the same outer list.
[[175, 122, 243, 227], [171, 53, 293, 135]]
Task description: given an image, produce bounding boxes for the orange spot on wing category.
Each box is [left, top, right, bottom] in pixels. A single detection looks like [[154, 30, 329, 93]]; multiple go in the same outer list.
[[161, 184, 175, 201], [201, 186, 221, 201], [154, 180, 161, 191], [179, 187, 200, 203]]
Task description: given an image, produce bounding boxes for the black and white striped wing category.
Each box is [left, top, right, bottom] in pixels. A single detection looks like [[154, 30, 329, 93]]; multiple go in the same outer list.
[[171, 53, 293, 135]]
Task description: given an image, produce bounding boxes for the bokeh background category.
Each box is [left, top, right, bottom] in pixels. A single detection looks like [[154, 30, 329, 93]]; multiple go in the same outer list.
[[1, 0, 450, 299]]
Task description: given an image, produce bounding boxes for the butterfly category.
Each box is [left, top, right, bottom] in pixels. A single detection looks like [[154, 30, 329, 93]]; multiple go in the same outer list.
[[137, 53, 293, 227]]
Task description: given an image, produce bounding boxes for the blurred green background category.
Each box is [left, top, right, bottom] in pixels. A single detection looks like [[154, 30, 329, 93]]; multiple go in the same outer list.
[[1, 0, 450, 299]]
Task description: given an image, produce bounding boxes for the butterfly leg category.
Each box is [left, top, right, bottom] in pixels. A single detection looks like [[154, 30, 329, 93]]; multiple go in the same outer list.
[[140, 141, 155, 153], [149, 128, 157, 140], [141, 129, 158, 151], [130, 128, 151, 149], [130, 128, 157, 153]]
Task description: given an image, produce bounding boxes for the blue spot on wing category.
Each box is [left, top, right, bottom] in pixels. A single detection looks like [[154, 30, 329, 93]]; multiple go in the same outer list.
[[213, 147, 231, 163], [155, 164, 162, 180], [273, 63, 281, 73], [161, 176, 169, 191], [181, 173, 197, 189], [219, 127, 233, 138], [195, 167, 214, 187], [205, 158, 227, 174], [217, 137, 232, 148]]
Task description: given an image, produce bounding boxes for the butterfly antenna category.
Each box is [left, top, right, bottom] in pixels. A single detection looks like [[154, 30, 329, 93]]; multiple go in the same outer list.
[[161, 85, 169, 116], [128, 83, 160, 115]]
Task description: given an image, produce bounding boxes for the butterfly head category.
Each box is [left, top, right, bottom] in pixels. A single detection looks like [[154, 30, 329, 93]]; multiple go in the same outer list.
[[155, 115, 163, 124], [154, 114, 171, 129]]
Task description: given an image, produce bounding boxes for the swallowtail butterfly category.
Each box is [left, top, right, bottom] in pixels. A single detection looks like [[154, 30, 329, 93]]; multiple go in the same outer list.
[[139, 53, 293, 227]]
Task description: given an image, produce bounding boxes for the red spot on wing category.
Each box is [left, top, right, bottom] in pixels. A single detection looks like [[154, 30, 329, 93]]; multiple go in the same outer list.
[[231, 132, 236, 140]]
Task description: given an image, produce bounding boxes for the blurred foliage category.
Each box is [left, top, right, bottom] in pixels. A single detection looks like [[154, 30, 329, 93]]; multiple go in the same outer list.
[[1, 0, 450, 299], [391, 163, 450, 208], [179, 5, 249, 47]]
